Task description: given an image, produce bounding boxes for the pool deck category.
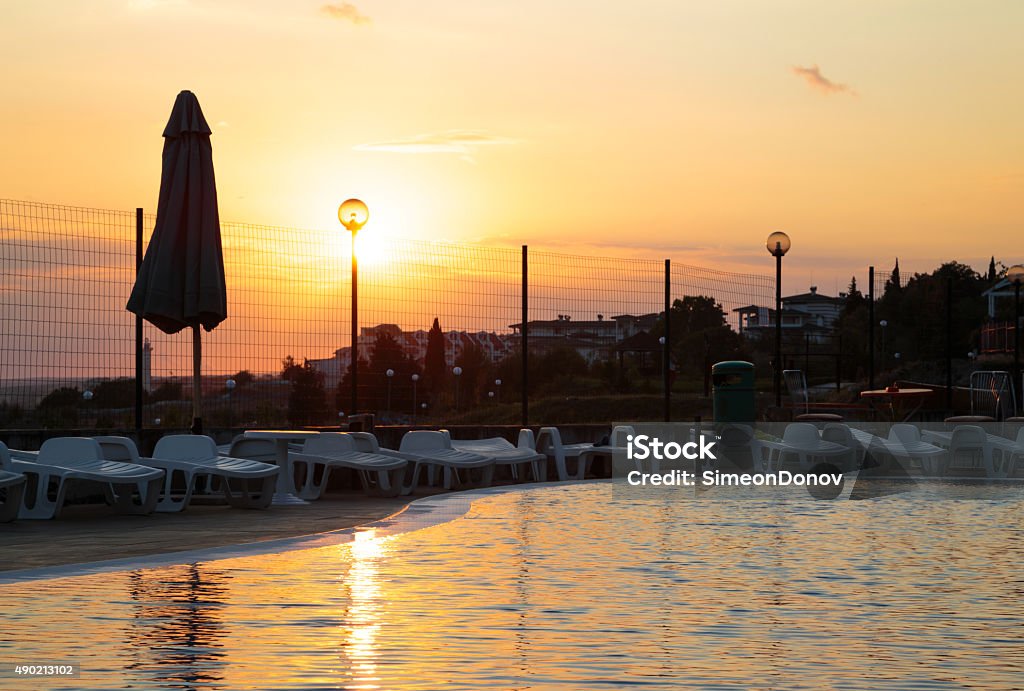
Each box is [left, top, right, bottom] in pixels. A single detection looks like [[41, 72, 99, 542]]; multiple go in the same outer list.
[[0, 491, 421, 572]]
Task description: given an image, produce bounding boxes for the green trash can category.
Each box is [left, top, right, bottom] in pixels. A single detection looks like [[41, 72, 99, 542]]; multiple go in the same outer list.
[[712, 361, 756, 424]]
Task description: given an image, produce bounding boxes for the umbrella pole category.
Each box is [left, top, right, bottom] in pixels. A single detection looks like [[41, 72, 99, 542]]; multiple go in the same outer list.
[[191, 325, 203, 435]]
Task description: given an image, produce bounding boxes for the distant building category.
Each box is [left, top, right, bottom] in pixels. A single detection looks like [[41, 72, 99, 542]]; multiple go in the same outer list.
[[733, 286, 843, 344], [507, 313, 662, 363]]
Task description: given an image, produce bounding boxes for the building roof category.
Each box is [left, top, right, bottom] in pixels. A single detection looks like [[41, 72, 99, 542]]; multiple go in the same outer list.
[[782, 286, 843, 304]]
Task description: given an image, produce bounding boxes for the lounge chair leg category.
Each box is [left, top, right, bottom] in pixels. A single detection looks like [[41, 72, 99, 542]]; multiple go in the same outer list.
[[0, 480, 25, 523], [401, 463, 424, 496]]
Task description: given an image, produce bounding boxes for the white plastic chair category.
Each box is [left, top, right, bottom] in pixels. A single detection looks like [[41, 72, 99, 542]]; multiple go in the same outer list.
[[763, 423, 850, 472], [535, 426, 633, 481], [0, 442, 28, 523], [8, 437, 164, 519], [820, 423, 864, 472], [96, 435, 280, 511], [289, 432, 408, 500], [947, 425, 1000, 477]]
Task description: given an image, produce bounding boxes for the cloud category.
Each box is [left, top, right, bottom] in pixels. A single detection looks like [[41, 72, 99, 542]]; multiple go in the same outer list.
[[791, 65, 855, 96], [354, 130, 519, 162], [320, 3, 370, 25]]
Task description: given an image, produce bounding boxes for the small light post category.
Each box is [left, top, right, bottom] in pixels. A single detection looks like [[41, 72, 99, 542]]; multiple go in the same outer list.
[[385, 368, 395, 412], [453, 366, 463, 412], [411, 373, 420, 420], [82, 389, 93, 428], [879, 320, 888, 370], [338, 198, 369, 417], [1007, 264, 1024, 411], [495, 378, 502, 404], [766, 231, 791, 407], [226, 378, 235, 427]]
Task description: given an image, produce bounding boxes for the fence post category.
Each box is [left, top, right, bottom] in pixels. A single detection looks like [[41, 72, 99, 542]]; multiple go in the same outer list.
[[135, 208, 143, 436], [664, 259, 671, 422], [946, 277, 953, 412], [521, 245, 528, 428], [836, 334, 842, 393], [804, 333, 810, 378], [868, 266, 875, 390]]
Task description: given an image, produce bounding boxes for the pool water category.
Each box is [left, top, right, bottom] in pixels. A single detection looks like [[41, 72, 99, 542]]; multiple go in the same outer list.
[[2, 482, 1023, 690]]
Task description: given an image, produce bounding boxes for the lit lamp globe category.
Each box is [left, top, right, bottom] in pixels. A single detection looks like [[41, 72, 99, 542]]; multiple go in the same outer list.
[[83, 390, 94, 401], [338, 198, 369, 232], [226, 379, 236, 391], [453, 367, 463, 376], [1008, 265, 1024, 285], [411, 373, 420, 382], [386, 369, 395, 378], [766, 231, 791, 257]]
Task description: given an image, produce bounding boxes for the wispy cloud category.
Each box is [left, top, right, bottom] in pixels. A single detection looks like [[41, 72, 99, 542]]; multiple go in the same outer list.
[[791, 65, 855, 96], [320, 3, 370, 25], [354, 130, 519, 163]]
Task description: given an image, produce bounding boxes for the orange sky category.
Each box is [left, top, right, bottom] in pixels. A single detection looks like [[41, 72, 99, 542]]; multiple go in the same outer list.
[[1, 0, 1022, 291]]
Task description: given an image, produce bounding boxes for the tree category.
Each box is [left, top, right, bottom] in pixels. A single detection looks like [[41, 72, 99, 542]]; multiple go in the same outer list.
[[150, 381, 183, 402], [654, 296, 746, 378], [885, 258, 902, 293], [366, 332, 420, 411], [454, 341, 490, 404], [424, 317, 447, 397], [37, 386, 82, 410], [91, 379, 138, 409], [287, 358, 328, 426], [233, 370, 255, 387], [281, 355, 302, 381]]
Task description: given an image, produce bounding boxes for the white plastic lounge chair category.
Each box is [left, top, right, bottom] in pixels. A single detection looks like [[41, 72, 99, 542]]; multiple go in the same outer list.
[[884, 424, 946, 475], [989, 428, 1024, 476], [923, 425, 1000, 477], [287, 432, 408, 500], [535, 426, 633, 481], [0, 443, 28, 523], [762, 423, 850, 472], [95, 435, 280, 511], [448, 429, 547, 482], [7, 437, 164, 519], [373, 431, 493, 494]]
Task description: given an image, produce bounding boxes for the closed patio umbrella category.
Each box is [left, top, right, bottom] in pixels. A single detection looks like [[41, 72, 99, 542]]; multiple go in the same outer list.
[[127, 90, 226, 435]]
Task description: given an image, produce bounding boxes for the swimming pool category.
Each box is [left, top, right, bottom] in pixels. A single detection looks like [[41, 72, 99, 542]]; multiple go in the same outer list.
[[3, 482, 1023, 689]]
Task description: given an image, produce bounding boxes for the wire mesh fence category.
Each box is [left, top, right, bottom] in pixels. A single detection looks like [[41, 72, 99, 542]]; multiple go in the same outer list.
[[2, 198, 945, 432]]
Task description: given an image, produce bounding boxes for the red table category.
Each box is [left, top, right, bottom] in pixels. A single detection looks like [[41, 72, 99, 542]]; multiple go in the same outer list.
[[860, 388, 933, 422]]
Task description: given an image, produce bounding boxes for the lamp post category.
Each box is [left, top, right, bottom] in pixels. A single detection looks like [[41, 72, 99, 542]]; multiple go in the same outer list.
[[411, 373, 420, 420], [766, 231, 791, 407], [495, 378, 502, 404], [879, 320, 888, 370], [385, 368, 394, 413], [1007, 264, 1024, 411], [339, 199, 369, 416], [453, 366, 463, 412]]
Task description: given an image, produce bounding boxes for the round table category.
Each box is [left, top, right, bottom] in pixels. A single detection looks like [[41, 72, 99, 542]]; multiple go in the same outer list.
[[859, 388, 933, 422], [242, 430, 320, 505]]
